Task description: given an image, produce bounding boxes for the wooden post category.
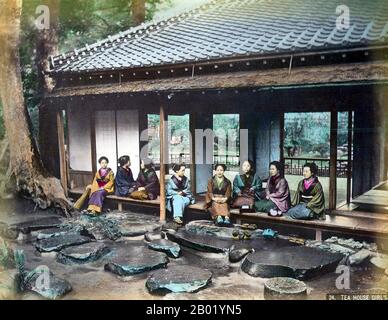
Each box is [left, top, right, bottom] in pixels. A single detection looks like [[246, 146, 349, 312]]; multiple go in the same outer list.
[[90, 110, 97, 174], [56, 110, 68, 196], [346, 111, 353, 204], [159, 104, 167, 222], [329, 109, 338, 210], [189, 113, 196, 195], [279, 112, 285, 165]]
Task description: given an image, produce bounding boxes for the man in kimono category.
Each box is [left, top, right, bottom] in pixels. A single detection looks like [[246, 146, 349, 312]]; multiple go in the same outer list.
[[286, 162, 325, 220], [166, 163, 195, 225]]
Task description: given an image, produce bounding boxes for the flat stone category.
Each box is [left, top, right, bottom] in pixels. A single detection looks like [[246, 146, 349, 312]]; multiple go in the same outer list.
[[147, 239, 181, 258], [167, 230, 232, 253], [348, 249, 374, 266], [36, 226, 83, 240], [242, 246, 343, 280], [146, 265, 212, 293], [185, 220, 262, 239], [35, 233, 92, 252], [229, 246, 252, 263], [370, 255, 388, 271], [167, 229, 296, 254], [11, 217, 63, 234], [264, 277, 307, 300], [104, 244, 169, 276], [57, 242, 110, 265], [25, 267, 72, 299], [144, 231, 166, 242]]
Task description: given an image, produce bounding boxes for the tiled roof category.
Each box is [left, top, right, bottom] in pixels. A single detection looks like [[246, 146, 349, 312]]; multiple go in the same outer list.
[[51, 0, 388, 73]]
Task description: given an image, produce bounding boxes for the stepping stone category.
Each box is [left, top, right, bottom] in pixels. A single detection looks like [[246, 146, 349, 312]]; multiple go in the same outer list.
[[24, 267, 72, 300], [348, 249, 374, 266], [57, 242, 110, 265], [167, 230, 231, 253], [146, 265, 212, 293], [11, 217, 63, 234], [144, 231, 165, 242], [242, 246, 343, 280], [35, 233, 92, 252], [37, 227, 82, 240], [229, 246, 252, 262], [264, 277, 307, 300], [104, 245, 169, 276], [147, 239, 181, 258], [370, 255, 388, 272], [185, 220, 262, 239]]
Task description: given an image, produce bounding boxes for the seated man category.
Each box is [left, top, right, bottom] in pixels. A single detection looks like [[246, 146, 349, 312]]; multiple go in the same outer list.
[[286, 162, 325, 220]]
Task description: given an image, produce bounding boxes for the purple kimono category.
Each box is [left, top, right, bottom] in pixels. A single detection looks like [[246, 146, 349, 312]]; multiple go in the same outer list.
[[134, 168, 160, 200], [266, 174, 291, 213]]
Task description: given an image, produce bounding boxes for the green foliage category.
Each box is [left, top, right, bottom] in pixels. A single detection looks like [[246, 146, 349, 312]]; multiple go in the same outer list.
[[0, 1, 171, 140]]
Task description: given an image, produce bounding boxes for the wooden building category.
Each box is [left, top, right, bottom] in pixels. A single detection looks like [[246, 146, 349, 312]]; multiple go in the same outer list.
[[41, 0, 388, 224]]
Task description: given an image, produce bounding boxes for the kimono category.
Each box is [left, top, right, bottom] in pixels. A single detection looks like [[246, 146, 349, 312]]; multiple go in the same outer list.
[[166, 175, 195, 218], [205, 176, 232, 218], [115, 166, 136, 196], [286, 176, 325, 220], [231, 173, 262, 208], [130, 168, 160, 200], [87, 167, 114, 213], [255, 174, 291, 213]]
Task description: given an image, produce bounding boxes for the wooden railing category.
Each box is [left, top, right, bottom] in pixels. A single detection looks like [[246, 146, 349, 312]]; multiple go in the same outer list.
[[284, 157, 349, 177]]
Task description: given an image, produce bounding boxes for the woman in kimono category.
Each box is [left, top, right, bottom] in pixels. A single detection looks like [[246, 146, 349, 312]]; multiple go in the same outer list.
[[286, 162, 325, 220], [205, 164, 232, 226], [166, 163, 195, 225], [115, 155, 136, 197], [254, 161, 291, 217], [130, 158, 160, 200], [231, 160, 263, 209], [86, 156, 115, 214]]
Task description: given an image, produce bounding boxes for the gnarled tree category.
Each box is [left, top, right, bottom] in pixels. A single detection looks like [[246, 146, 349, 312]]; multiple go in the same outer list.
[[0, 0, 71, 215]]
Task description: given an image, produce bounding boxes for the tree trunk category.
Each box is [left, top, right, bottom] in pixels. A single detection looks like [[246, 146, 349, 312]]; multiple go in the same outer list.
[[131, 0, 146, 26], [0, 0, 71, 215], [36, 0, 61, 177]]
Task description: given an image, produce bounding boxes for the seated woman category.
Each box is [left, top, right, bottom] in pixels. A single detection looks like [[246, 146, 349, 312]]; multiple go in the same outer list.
[[231, 160, 262, 209], [87, 156, 114, 215], [286, 162, 325, 220], [130, 158, 160, 200], [254, 161, 291, 217], [205, 164, 232, 226], [115, 155, 136, 197], [166, 163, 195, 225]]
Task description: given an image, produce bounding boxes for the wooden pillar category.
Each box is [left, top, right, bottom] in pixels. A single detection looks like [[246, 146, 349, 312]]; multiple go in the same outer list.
[[90, 110, 97, 174], [56, 110, 68, 196], [159, 104, 167, 222], [279, 112, 285, 164], [189, 113, 196, 195], [346, 111, 353, 204], [329, 109, 338, 210]]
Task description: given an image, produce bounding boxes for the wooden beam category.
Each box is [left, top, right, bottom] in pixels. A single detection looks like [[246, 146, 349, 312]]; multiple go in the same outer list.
[[189, 113, 196, 195], [329, 109, 338, 210], [346, 111, 353, 204], [159, 104, 167, 222], [90, 110, 97, 174], [279, 112, 285, 164], [56, 110, 68, 196]]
